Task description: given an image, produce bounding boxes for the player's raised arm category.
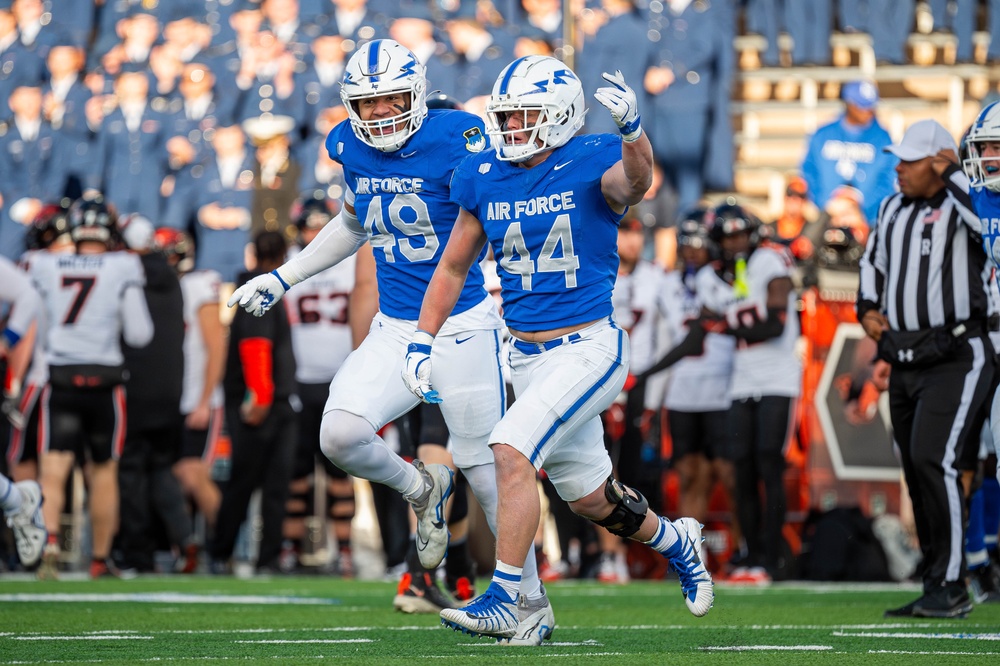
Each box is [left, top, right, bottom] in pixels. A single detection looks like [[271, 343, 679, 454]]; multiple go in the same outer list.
[[402, 208, 488, 403], [596, 71, 653, 211]]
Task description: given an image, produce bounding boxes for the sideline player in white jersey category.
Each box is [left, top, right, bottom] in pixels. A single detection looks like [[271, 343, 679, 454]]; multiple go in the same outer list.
[[227, 40, 553, 641], [282, 197, 358, 574], [595, 214, 668, 584], [696, 202, 801, 584], [30, 196, 154, 579], [6, 206, 74, 484], [405, 56, 714, 640], [638, 210, 737, 539], [154, 227, 224, 552], [0, 253, 44, 568]]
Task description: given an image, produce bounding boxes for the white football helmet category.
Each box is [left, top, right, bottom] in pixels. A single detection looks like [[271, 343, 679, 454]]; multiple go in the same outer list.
[[485, 55, 586, 163], [340, 39, 427, 152], [963, 101, 1000, 192]]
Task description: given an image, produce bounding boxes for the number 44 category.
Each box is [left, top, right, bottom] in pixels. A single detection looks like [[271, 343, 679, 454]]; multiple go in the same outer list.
[[500, 214, 580, 290]]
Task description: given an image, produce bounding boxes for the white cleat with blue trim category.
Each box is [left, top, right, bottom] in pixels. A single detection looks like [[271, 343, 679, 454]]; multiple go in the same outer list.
[[440, 582, 519, 639], [669, 517, 714, 617]]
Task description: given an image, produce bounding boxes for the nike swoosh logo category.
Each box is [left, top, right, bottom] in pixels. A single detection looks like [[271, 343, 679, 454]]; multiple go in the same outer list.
[[456, 336, 475, 344], [402, 150, 417, 158], [553, 161, 573, 170]]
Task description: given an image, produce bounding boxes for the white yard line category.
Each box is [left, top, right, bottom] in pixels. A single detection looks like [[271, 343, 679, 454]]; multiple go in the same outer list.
[[836, 631, 1000, 640], [702, 646, 833, 651]]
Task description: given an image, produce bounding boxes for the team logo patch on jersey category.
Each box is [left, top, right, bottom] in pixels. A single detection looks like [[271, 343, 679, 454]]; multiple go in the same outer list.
[[337, 142, 344, 155], [463, 127, 486, 153], [479, 163, 492, 175]]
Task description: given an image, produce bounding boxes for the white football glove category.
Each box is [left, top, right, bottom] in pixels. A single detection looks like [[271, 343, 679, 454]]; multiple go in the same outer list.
[[402, 330, 442, 404], [1, 390, 24, 431], [227, 270, 290, 317], [594, 70, 642, 142]]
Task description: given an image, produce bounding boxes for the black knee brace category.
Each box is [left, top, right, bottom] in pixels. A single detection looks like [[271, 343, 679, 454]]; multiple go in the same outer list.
[[593, 476, 649, 538]]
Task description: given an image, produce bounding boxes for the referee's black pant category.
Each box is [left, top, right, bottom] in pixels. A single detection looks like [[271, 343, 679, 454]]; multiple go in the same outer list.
[[888, 335, 995, 589]]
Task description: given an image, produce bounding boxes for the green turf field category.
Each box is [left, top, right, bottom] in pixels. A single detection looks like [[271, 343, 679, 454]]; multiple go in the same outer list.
[[0, 577, 998, 664]]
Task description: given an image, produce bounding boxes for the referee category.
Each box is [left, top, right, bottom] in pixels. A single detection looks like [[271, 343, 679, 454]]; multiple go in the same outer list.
[[858, 119, 995, 618]]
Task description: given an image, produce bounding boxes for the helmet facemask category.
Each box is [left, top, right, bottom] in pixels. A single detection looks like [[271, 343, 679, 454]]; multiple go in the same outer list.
[[486, 103, 569, 163], [964, 140, 1000, 193]]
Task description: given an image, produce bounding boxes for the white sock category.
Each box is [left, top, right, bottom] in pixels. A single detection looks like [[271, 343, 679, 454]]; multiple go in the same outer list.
[[0, 474, 21, 514], [492, 560, 521, 601], [462, 463, 543, 599], [644, 517, 681, 556]]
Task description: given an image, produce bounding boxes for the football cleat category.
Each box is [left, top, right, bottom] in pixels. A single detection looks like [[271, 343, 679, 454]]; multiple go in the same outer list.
[[668, 517, 715, 617], [596, 552, 629, 584], [5, 480, 46, 567], [498, 588, 555, 646], [393, 571, 458, 614], [440, 581, 519, 639], [36, 543, 60, 581], [90, 557, 137, 580], [447, 574, 476, 603], [726, 566, 771, 586], [409, 461, 453, 570]]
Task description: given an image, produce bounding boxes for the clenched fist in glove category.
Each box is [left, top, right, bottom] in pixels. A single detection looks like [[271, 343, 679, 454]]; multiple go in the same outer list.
[[402, 330, 442, 404], [227, 269, 291, 317], [594, 70, 642, 142]]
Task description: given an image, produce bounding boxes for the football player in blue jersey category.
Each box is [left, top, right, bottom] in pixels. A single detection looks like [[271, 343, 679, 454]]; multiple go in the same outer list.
[[227, 39, 554, 643], [404, 55, 715, 640], [961, 102, 1000, 602]]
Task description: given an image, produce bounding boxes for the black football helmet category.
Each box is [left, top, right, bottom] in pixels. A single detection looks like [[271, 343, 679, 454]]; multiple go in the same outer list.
[[26, 203, 72, 251], [425, 92, 463, 110], [153, 227, 195, 274], [677, 207, 712, 250], [68, 195, 118, 247], [708, 202, 760, 244], [293, 195, 337, 232]]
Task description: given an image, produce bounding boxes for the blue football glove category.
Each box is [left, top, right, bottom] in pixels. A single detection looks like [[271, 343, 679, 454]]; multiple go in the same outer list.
[[227, 269, 290, 317], [594, 70, 642, 142], [402, 330, 442, 404]]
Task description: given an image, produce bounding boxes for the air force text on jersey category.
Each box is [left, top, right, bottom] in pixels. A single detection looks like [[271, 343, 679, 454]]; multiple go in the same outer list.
[[486, 191, 576, 220], [353, 176, 425, 195]]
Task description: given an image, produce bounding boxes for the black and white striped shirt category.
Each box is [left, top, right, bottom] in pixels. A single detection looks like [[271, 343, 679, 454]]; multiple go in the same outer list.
[[858, 166, 991, 331]]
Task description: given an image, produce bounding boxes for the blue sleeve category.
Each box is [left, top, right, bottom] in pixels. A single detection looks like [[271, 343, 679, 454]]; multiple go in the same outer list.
[[325, 122, 348, 164], [448, 157, 480, 214]]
